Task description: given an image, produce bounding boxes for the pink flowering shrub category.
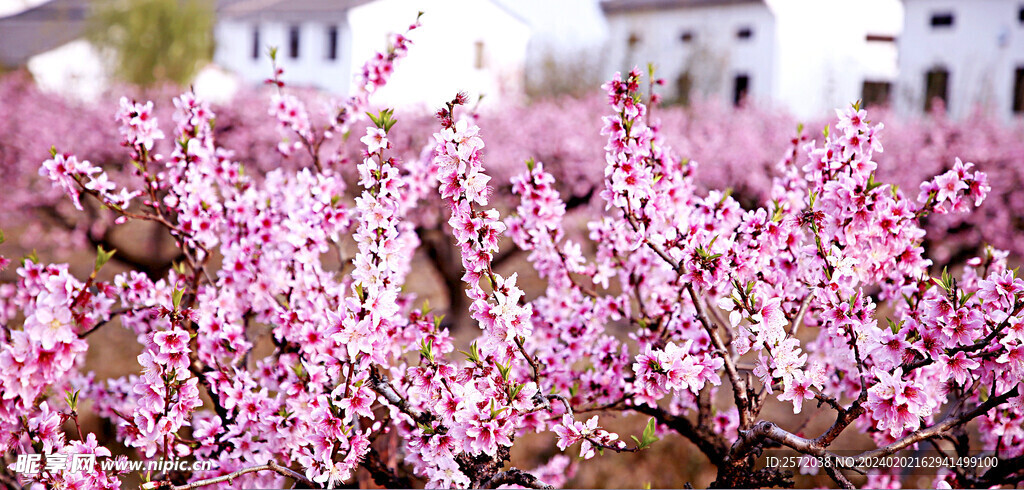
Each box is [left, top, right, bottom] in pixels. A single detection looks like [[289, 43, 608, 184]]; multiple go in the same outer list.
[[3, 22, 1024, 489]]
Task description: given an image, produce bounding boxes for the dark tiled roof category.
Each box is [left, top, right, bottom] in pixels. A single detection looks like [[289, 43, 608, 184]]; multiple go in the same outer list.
[[601, 0, 765, 14], [219, 0, 375, 18], [0, 0, 90, 67]]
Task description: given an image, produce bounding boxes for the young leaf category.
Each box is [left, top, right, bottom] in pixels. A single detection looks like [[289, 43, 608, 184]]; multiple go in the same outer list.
[[172, 288, 184, 310], [640, 417, 659, 448], [95, 245, 117, 271]]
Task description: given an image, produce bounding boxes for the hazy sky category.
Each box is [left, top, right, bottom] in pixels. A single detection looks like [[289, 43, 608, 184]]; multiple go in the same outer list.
[[0, 0, 47, 18]]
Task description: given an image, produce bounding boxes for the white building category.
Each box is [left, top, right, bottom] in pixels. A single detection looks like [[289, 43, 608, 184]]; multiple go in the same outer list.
[[896, 0, 1024, 119], [600, 0, 902, 120], [214, 0, 531, 107]]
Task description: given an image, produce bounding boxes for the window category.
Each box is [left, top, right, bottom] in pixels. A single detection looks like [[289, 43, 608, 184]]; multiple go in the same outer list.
[[930, 12, 954, 28], [1013, 67, 1024, 113], [251, 25, 260, 60], [288, 25, 301, 59], [627, 32, 642, 48], [861, 81, 892, 108], [736, 26, 753, 40], [865, 34, 896, 43], [680, 30, 694, 43], [733, 74, 750, 106], [326, 25, 338, 60], [924, 67, 950, 112], [474, 41, 485, 69], [676, 72, 692, 106], [1018, 5, 1024, 24]]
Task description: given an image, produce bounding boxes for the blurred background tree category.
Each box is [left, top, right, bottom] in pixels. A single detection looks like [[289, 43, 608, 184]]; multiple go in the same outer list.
[[87, 0, 214, 87]]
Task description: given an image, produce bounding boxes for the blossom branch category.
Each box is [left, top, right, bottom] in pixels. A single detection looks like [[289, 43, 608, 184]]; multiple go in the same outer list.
[[167, 461, 314, 489], [852, 386, 1020, 460]]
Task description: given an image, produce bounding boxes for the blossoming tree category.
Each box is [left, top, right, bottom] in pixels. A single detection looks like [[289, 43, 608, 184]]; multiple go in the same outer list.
[[2, 20, 1023, 490]]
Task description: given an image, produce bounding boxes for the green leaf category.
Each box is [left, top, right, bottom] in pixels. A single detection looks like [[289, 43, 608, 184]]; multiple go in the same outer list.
[[496, 358, 512, 381], [459, 341, 481, 363], [525, 157, 535, 172], [419, 338, 435, 363], [865, 173, 885, 192], [641, 417, 658, 448], [507, 382, 524, 401], [0, 229, 4, 245], [94, 245, 117, 271], [49, 146, 58, 158], [64, 389, 80, 411], [172, 288, 184, 310], [823, 124, 830, 139]]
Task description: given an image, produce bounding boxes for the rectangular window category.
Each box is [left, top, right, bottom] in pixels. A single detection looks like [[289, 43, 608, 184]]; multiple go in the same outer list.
[[736, 26, 753, 40], [474, 40, 485, 69], [865, 34, 896, 43], [1018, 6, 1024, 24], [680, 30, 694, 43], [288, 25, 300, 59], [861, 81, 892, 108], [251, 25, 260, 60], [676, 72, 692, 106], [924, 67, 950, 111], [930, 12, 954, 28], [733, 74, 750, 106], [1013, 67, 1024, 113], [326, 25, 338, 60], [628, 32, 641, 48]]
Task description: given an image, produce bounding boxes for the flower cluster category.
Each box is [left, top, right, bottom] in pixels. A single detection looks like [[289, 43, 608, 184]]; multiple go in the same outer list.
[[128, 326, 204, 457], [5, 39, 1024, 490], [432, 96, 532, 350]]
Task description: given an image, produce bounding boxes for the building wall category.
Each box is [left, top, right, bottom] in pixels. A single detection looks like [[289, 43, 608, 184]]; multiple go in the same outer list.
[[214, 13, 353, 94], [348, 0, 530, 108], [897, 0, 1024, 119], [771, 0, 901, 120], [603, 3, 777, 108], [602, 1, 905, 120]]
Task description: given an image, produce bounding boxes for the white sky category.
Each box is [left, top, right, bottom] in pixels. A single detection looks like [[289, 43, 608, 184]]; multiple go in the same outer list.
[[0, 0, 47, 18]]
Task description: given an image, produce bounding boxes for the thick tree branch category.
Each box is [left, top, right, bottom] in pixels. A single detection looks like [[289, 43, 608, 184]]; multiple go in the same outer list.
[[361, 446, 412, 488], [484, 468, 553, 489], [853, 386, 1019, 460], [632, 403, 728, 464]]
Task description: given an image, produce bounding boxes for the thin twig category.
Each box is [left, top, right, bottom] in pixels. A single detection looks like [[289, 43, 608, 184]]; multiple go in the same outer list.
[[169, 461, 314, 489]]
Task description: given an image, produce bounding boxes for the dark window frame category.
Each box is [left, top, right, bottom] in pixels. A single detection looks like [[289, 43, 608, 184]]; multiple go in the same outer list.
[[930, 12, 954, 28], [861, 80, 892, 108], [251, 25, 261, 60], [326, 25, 338, 60], [1013, 66, 1024, 113], [924, 67, 950, 112], [627, 32, 642, 48], [288, 25, 301, 59], [733, 73, 750, 106]]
